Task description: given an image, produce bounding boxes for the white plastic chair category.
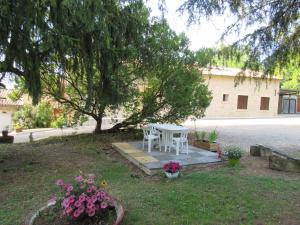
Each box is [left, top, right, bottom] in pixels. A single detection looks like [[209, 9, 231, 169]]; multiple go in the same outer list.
[[142, 126, 161, 153], [172, 131, 189, 155]]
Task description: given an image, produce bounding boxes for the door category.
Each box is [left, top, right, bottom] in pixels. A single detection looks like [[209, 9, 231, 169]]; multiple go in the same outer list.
[[297, 98, 300, 113], [282, 99, 296, 114]]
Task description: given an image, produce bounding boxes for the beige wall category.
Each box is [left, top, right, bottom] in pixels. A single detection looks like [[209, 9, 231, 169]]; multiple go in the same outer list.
[[203, 74, 280, 118], [0, 105, 19, 131]]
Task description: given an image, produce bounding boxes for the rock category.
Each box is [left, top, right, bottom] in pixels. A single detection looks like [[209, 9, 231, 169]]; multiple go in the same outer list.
[[250, 145, 272, 158], [269, 151, 300, 173]]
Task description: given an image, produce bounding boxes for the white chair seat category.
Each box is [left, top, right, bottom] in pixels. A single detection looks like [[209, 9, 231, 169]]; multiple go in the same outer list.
[[172, 132, 189, 155], [142, 126, 161, 152]]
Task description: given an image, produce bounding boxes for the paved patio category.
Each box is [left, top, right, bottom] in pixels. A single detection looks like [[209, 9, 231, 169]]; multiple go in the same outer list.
[[112, 141, 222, 175]]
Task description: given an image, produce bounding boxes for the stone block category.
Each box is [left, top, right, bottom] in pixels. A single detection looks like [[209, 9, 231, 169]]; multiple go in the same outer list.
[[250, 145, 272, 158], [269, 152, 300, 173]]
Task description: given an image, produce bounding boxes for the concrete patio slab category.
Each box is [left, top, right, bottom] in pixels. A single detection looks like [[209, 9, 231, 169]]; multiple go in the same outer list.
[[112, 141, 223, 175]]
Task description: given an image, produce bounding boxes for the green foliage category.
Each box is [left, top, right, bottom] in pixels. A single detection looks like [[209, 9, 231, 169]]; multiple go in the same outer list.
[[180, 0, 300, 73], [224, 145, 244, 160], [275, 57, 300, 90], [207, 129, 218, 143], [194, 131, 206, 141], [35, 102, 53, 128], [51, 115, 67, 128], [13, 105, 36, 129], [13, 102, 84, 129]]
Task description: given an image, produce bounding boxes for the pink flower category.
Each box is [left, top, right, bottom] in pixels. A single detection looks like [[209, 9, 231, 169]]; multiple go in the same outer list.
[[80, 183, 86, 189], [65, 206, 73, 215], [78, 205, 85, 213], [75, 175, 84, 182], [87, 178, 95, 185], [68, 195, 76, 204], [67, 185, 73, 192], [74, 200, 82, 208], [87, 201, 95, 209], [87, 208, 95, 217], [88, 174, 96, 179], [56, 179, 64, 186], [79, 194, 86, 203], [100, 202, 108, 209], [91, 194, 98, 203], [62, 198, 70, 208], [90, 185, 97, 192], [73, 209, 81, 218]]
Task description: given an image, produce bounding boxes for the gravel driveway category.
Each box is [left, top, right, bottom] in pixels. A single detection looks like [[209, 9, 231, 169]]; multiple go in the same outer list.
[[183, 116, 300, 155]]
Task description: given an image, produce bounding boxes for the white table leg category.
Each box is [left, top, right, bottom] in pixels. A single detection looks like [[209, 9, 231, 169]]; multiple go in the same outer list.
[[148, 139, 151, 153]]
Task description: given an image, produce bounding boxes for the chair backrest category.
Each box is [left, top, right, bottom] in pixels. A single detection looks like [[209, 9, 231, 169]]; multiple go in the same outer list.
[[149, 126, 159, 135], [142, 127, 151, 138], [180, 131, 188, 141]]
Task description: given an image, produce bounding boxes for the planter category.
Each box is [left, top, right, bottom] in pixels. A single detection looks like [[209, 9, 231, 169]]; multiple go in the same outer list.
[[0, 135, 14, 144], [2, 130, 8, 137], [16, 128, 23, 133], [165, 171, 179, 178], [24, 198, 125, 225], [228, 158, 240, 167], [193, 140, 219, 152]]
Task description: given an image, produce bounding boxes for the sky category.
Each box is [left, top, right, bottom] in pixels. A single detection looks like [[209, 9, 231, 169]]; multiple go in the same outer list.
[[145, 0, 243, 50]]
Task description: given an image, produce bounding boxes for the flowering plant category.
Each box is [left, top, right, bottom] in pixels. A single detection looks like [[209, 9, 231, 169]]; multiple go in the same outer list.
[[224, 145, 244, 160], [163, 161, 182, 174], [52, 174, 114, 220]]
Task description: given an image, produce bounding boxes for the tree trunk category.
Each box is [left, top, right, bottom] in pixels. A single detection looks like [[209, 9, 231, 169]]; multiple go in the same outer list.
[[94, 118, 103, 133]]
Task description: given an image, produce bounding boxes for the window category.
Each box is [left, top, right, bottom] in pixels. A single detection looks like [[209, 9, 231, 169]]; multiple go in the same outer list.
[[223, 94, 229, 102], [260, 97, 270, 110], [237, 95, 248, 109]]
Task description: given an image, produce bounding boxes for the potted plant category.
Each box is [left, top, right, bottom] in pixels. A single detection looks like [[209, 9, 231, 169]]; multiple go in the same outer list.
[[15, 122, 23, 133], [163, 161, 182, 178], [224, 145, 244, 167], [2, 125, 9, 137], [193, 129, 220, 152], [24, 174, 125, 225]]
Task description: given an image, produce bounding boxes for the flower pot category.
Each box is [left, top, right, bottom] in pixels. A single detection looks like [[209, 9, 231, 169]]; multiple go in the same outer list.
[[0, 135, 14, 143], [24, 198, 125, 225], [228, 158, 240, 167], [193, 140, 219, 152], [16, 128, 23, 133], [2, 130, 8, 137], [165, 171, 179, 178]]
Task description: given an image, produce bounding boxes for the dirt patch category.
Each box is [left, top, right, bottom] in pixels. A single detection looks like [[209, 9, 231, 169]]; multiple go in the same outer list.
[[240, 155, 300, 180]]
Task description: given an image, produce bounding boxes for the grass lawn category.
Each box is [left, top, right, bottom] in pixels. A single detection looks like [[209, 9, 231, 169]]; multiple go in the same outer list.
[[0, 133, 300, 225]]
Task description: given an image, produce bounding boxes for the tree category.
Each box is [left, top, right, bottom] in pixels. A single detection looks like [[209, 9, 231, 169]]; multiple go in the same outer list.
[[179, 0, 300, 74], [1, 0, 211, 133], [43, 20, 211, 132]]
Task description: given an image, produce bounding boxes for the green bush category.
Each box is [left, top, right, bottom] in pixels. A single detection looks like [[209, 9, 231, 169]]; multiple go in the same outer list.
[[51, 115, 67, 128], [207, 129, 218, 143], [224, 145, 244, 160], [35, 102, 53, 128]]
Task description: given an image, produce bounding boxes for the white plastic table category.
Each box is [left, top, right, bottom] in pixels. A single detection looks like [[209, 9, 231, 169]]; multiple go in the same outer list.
[[151, 124, 189, 153]]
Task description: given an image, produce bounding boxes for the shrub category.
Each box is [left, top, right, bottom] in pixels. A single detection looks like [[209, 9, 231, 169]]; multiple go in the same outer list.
[[207, 129, 218, 143], [224, 145, 244, 160]]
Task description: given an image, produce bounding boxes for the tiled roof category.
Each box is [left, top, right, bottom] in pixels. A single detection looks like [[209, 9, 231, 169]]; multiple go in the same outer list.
[[199, 67, 281, 80], [0, 89, 23, 106]]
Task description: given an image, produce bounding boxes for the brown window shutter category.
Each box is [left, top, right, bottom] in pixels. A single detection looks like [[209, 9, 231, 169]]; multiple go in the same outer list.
[[260, 97, 270, 110], [237, 95, 248, 109]]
